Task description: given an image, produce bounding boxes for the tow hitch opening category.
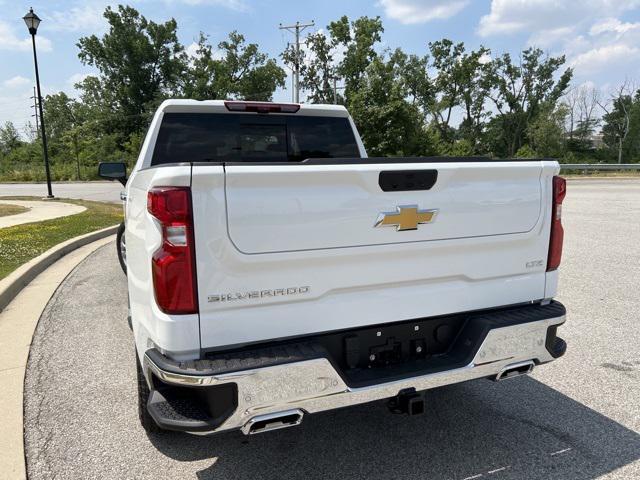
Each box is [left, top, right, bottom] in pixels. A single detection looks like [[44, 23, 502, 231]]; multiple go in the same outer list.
[[387, 388, 426, 416]]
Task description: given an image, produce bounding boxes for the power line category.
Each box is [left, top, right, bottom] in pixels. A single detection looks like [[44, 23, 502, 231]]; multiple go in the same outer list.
[[279, 20, 314, 103]]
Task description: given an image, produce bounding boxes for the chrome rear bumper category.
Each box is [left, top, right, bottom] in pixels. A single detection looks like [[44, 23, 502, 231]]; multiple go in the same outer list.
[[143, 311, 566, 434]]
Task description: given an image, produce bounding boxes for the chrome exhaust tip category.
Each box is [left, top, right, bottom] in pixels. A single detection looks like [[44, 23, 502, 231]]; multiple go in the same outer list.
[[494, 360, 535, 381], [241, 409, 304, 435]]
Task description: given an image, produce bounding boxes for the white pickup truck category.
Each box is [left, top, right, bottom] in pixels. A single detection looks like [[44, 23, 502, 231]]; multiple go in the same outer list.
[[99, 100, 567, 435]]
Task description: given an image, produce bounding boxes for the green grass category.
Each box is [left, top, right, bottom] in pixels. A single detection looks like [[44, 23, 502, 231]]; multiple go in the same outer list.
[[0, 203, 29, 217], [0, 197, 122, 280]]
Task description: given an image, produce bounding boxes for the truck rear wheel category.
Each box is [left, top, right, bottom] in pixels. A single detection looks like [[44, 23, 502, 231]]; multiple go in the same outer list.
[[136, 352, 163, 434], [116, 222, 127, 275]]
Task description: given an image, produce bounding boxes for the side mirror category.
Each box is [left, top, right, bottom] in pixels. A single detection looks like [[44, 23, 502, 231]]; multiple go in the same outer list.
[[98, 162, 127, 186]]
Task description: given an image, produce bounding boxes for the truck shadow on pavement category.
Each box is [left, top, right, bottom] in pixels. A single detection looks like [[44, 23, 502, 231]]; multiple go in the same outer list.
[[148, 376, 640, 480]]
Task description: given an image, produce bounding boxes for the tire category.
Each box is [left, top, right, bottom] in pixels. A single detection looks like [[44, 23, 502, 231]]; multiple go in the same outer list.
[[116, 222, 127, 275], [136, 352, 163, 434]]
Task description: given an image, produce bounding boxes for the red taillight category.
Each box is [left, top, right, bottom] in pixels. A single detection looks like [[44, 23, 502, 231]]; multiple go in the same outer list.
[[147, 187, 198, 314], [224, 101, 300, 113], [547, 176, 566, 271]]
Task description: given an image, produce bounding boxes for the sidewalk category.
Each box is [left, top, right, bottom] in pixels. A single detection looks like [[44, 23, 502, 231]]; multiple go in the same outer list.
[[0, 200, 86, 229]]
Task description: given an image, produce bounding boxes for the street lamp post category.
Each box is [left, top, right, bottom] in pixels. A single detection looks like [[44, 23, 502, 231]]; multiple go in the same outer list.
[[23, 7, 53, 198]]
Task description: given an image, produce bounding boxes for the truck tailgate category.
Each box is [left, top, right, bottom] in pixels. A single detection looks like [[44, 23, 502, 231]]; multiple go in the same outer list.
[[224, 161, 542, 253], [191, 159, 557, 349]]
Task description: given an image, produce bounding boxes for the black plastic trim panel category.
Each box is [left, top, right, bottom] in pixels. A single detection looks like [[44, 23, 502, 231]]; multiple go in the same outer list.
[[342, 301, 565, 387], [146, 342, 327, 377], [545, 324, 567, 359], [146, 381, 238, 432], [379, 169, 438, 191]]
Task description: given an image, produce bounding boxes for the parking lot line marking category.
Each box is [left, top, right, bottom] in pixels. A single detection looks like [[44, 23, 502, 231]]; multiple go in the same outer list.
[[488, 466, 508, 474]]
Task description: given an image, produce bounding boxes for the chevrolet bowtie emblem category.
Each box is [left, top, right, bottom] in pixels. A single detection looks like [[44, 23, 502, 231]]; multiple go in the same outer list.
[[374, 205, 438, 231]]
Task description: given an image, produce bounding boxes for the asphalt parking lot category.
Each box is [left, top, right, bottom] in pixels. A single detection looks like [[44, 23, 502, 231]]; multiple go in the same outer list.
[[23, 178, 640, 479]]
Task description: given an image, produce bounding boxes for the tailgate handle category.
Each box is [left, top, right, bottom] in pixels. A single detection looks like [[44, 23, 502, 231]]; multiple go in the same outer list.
[[379, 170, 438, 192]]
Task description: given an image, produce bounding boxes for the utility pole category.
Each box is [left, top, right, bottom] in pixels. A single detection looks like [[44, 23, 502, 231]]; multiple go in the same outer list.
[[333, 77, 337, 104], [279, 20, 314, 103], [30, 86, 40, 138], [286, 42, 295, 102], [331, 77, 345, 105]]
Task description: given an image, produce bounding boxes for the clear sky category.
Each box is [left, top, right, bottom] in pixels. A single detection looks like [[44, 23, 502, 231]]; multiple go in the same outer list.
[[1, 0, 640, 134]]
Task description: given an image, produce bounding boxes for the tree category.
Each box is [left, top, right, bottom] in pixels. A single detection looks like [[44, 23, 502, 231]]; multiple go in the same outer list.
[[624, 90, 640, 162], [77, 5, 186, 137], [283, 16, 384, 106], [426, 40, 474, 143], [564, 85, 601, 150], [43, 91, 110, 179], [600, 81, 635, 163], [55, 77, 129, 174], [395, 52, 431, 110], [0, 122, 22, 156], [22, 121, 38, 143], [456, 47, 492, 151], [528, 104, 568, 158], [328, 16, 384, 104], [282, 30, 340, 104], [43, 92, 81, 178], [386, 40, 491, 153], [183, 31, 285, 101], [43, 93, 78, 144], [349, 53, 433, 157], [484, 48, 572, 156]]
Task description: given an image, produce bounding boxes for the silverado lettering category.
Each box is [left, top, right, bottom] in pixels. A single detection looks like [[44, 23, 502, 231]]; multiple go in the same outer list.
[[208, 286, 311, 303]]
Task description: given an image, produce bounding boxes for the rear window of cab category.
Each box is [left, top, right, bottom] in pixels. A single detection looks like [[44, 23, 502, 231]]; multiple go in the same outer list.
[[151, 113, 360, 165]]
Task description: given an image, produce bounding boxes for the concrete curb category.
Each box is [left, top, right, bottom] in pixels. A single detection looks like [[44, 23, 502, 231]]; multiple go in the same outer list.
[[0, 225, 119, 313]]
